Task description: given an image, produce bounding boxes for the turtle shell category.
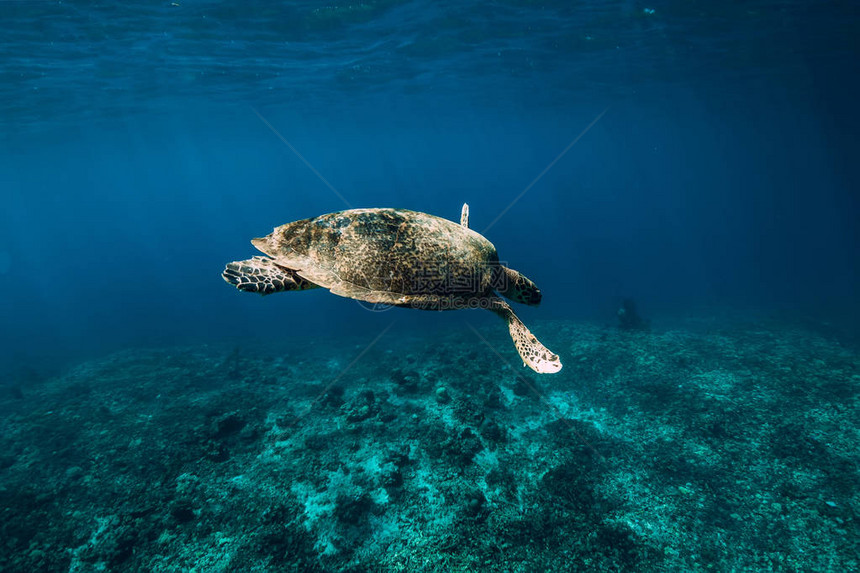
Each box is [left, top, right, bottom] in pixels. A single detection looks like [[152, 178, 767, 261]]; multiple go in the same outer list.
[[251, 208, 500, 308]]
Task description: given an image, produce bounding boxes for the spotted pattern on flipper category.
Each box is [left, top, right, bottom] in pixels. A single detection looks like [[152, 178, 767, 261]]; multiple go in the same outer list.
[[222, 256, 319, 295], [496, 266, 542, 306], [488, 297, 562, 374]]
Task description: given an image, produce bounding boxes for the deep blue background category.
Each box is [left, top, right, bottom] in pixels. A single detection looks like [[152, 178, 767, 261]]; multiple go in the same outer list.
[[1, 1, 858, 373]]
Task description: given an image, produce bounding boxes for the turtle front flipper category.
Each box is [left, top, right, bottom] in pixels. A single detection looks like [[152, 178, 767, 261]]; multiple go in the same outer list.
[[487, 298, 562, 374], [222, 256, 319, 295]]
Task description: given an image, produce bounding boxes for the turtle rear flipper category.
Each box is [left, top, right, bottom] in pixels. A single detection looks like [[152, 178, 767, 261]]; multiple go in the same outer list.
[[496, 266, 542, 306], [222, 256, 319, 295], [488, 298, 562, 374]]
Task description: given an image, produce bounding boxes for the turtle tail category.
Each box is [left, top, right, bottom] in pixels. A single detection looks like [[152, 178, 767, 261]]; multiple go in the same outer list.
[[222, 256, 319, 295]]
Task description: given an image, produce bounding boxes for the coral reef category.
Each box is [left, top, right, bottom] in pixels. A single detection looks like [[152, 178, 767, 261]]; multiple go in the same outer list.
[[0, 315, 857, 571]]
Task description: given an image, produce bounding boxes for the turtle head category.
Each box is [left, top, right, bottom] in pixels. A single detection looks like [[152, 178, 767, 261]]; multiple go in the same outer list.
[[496, 266, 542, 306]]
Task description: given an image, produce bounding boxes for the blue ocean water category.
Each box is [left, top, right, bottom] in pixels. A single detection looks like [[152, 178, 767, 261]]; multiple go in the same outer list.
[[1, 0, 856, 366], [1, 2, 858, 571]]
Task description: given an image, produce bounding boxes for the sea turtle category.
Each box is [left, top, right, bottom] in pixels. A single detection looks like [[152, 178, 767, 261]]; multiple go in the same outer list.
[[222, 204, 562, 374]]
